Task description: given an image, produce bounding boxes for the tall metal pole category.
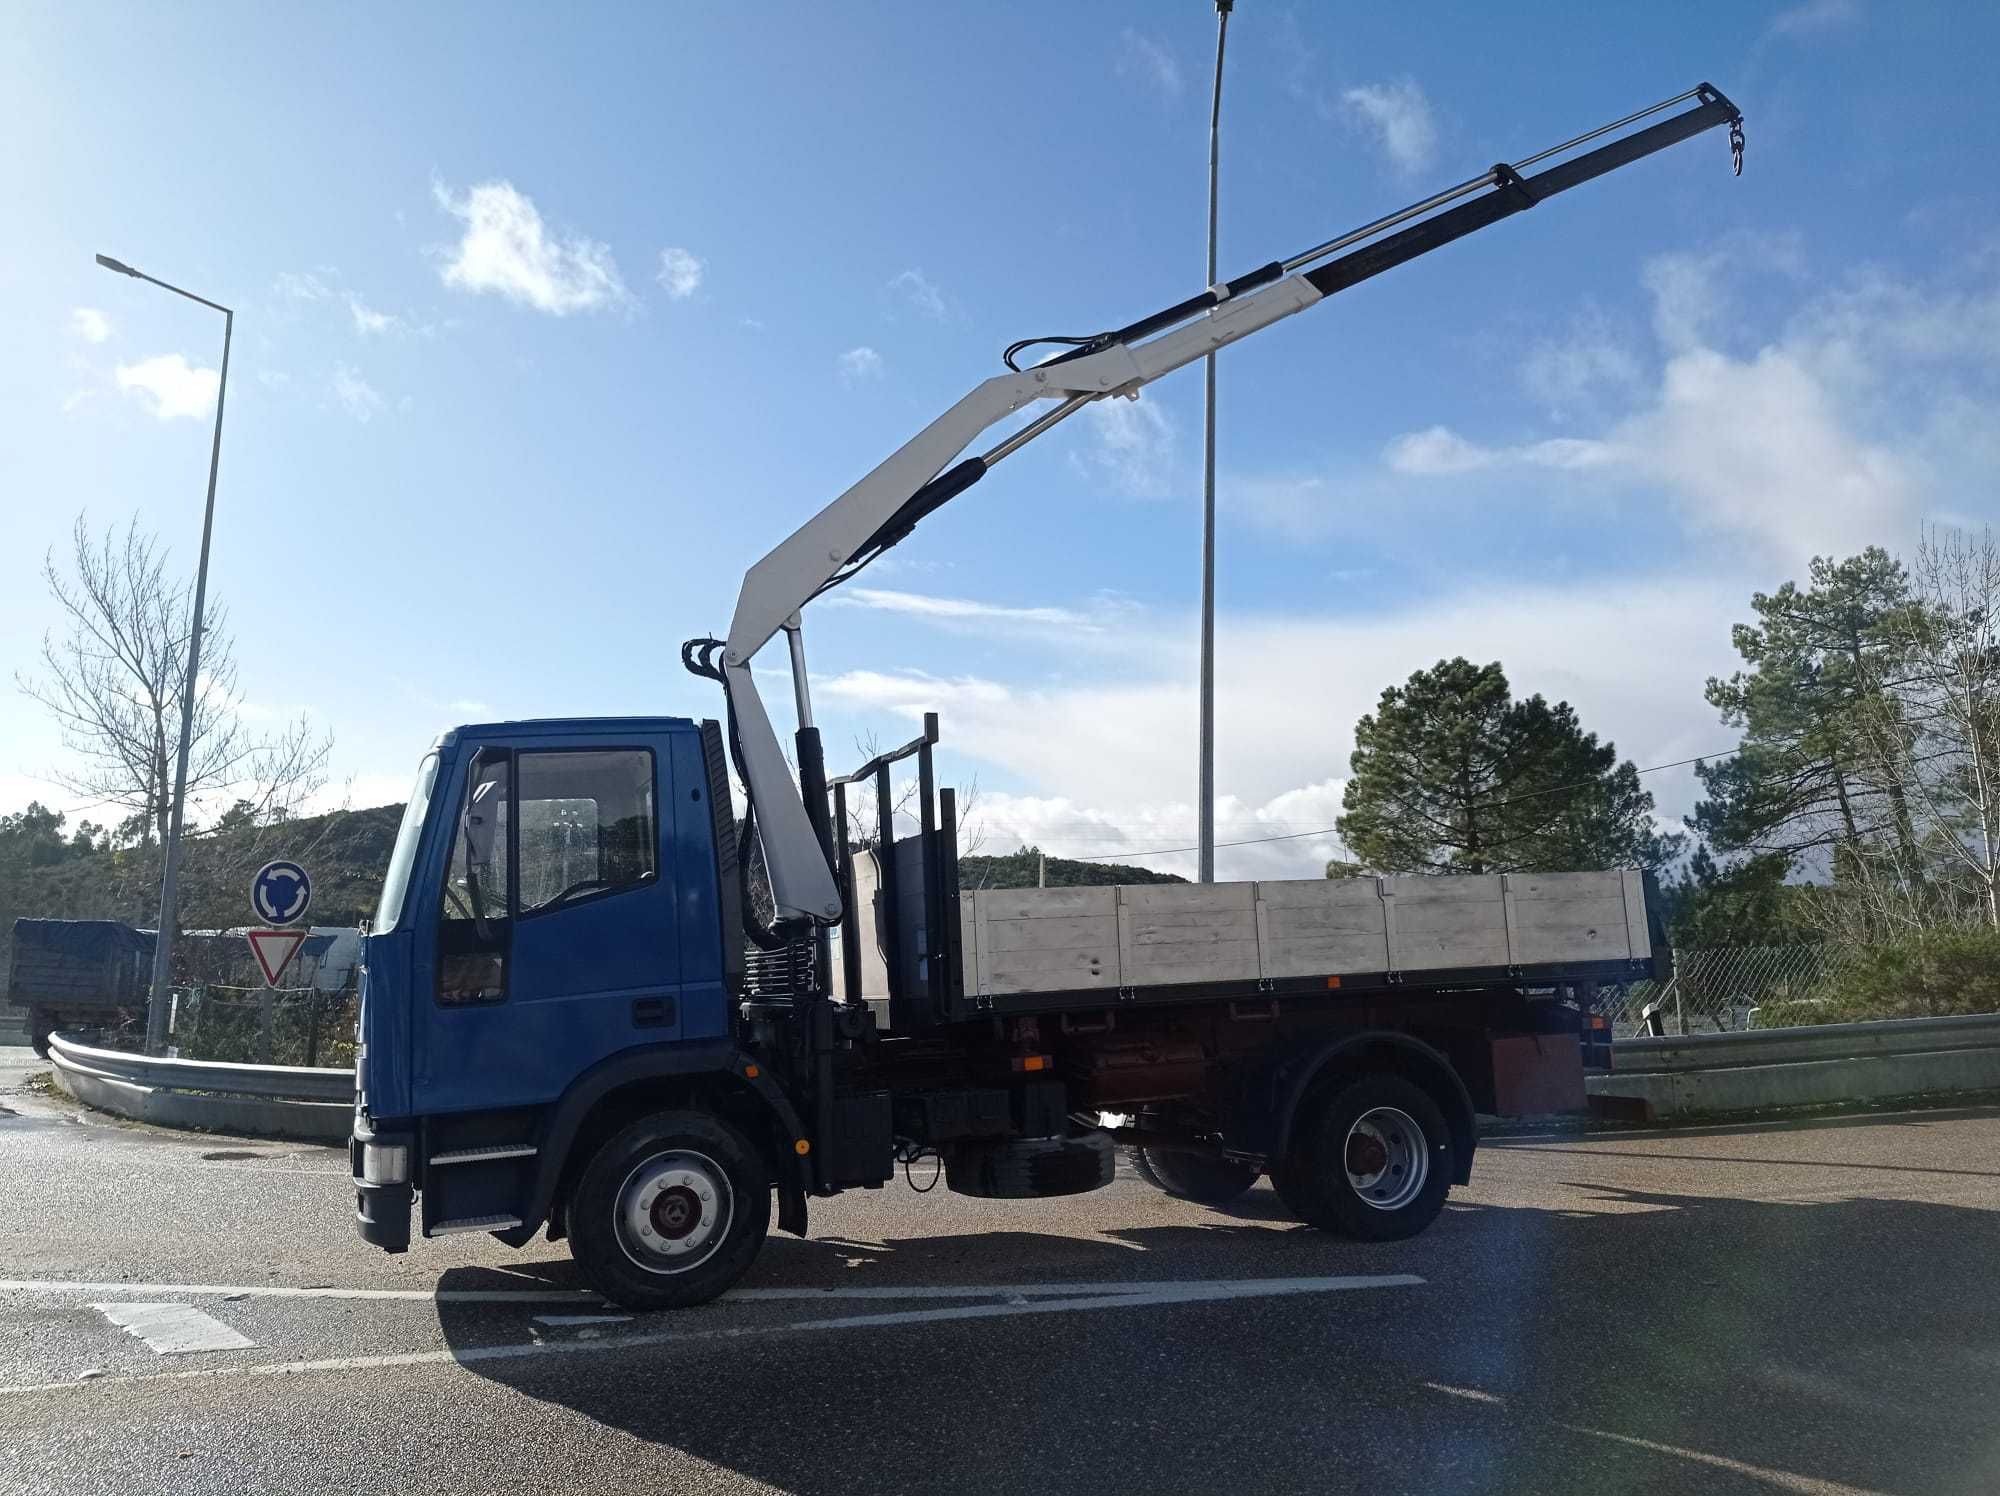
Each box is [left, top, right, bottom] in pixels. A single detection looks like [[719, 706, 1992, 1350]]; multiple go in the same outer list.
[[1197, 0, 1232, 885], [96, 256, 233, 1055]]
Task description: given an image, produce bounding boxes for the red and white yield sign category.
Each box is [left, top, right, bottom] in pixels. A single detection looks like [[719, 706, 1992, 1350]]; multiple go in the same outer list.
[[246, 928, 308, 987]]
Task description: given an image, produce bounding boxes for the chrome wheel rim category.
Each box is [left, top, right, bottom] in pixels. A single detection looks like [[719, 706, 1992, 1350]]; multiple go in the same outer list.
[[615, 1149, 733, 1275], [1343, 1106, 1429, 1211]]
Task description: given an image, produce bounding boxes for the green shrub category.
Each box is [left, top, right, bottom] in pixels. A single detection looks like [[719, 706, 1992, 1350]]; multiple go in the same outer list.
[[1763, 926, 2000, 1025]]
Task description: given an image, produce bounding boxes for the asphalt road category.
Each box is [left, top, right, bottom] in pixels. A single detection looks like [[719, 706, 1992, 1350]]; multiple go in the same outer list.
[[4, 1044, 1998, 1496]]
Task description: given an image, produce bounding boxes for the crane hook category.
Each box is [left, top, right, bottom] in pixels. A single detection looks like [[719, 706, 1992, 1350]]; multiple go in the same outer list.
[[1730, 117, 1746, 176]]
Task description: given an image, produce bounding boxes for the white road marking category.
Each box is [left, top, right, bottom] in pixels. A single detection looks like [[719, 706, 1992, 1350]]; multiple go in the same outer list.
[[2, 1274, 1422, 1393], [1423, 1381, 1506, 1405], [1416, 1382, 1885, 1495], [92, 1303, 255, 1354], [2, 1274, 1402, 1306], [0, 1280, 600, 1303], [533, 1314, 633, 1326]]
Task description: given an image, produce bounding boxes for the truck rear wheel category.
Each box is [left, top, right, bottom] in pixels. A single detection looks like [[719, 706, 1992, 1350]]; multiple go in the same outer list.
[[567, 1109, 770, 1311], [1130, 1144, 1261, 1206], [1280, 1074, 1451, 1242]]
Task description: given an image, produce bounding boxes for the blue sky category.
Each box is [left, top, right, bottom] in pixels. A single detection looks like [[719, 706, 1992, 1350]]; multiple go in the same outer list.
[[5, 1, 1998, 878]]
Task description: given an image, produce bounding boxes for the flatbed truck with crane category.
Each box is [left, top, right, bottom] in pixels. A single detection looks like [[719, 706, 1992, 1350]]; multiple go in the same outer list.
[[350, 83, 1743, 1309]]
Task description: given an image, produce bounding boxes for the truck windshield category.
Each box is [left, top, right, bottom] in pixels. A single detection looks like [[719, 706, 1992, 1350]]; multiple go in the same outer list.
[[373, 753, 440, 934]]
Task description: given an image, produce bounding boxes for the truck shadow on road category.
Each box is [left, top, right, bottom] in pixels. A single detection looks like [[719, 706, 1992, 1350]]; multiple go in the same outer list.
[[434, 1176, 2000, 1495]]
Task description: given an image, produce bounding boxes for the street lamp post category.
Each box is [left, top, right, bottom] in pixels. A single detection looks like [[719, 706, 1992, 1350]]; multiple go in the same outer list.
[[1197, 0, 1232, 884], [96, 253, 234, 1056]]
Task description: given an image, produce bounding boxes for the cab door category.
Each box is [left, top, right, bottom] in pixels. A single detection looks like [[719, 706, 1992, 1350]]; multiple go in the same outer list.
[[415, 738, 685, 1116]]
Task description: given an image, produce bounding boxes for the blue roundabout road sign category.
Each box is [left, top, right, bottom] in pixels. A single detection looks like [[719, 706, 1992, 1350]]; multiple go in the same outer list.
[[250, 859, 313, 927]]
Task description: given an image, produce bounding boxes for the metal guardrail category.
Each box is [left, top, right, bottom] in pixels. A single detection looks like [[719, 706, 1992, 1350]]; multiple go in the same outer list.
[[1613, 1011, 2000, 1076], [47, 1032, 354, 1103]]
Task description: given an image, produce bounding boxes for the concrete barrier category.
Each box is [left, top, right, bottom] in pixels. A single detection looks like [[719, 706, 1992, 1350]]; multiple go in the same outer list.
[[1590, 1012, 2000, 1120], [45, 1033, 352, 1144]]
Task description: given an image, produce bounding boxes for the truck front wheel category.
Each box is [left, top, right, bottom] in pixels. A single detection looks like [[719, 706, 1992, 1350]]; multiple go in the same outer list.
[[1279, 1075, 1451, 1242], [567, 1109, 771, 1311]]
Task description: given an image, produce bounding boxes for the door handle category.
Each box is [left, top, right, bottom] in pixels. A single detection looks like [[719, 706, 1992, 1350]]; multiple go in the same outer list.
[[631, 996, 677, 1029]]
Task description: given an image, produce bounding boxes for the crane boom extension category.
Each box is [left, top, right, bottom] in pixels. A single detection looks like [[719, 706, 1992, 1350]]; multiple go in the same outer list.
[[695, 82, 1743, 930]]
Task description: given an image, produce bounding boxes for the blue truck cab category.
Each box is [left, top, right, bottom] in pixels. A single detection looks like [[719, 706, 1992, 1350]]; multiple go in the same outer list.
[[352, 715, 813, 1300]]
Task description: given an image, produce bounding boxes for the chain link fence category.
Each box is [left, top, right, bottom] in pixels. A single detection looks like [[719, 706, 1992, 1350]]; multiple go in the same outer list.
[[167, 983, 358, 1068], [1601, 945, 1856, 1038]]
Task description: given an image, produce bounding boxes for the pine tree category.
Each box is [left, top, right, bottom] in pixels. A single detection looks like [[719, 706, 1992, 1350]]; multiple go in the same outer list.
[[1692, 548, 1928, 879], [1337, 658, 1677, 875]]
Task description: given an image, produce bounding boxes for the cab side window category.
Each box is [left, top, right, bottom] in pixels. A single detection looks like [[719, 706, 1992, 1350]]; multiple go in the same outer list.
[[516, 750, 657, 915], [437, 753, 511, 1004]]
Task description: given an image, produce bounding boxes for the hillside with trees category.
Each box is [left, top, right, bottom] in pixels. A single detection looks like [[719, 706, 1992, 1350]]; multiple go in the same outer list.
[[0, 802, 403, 978], [958, 847, 1183, 890]]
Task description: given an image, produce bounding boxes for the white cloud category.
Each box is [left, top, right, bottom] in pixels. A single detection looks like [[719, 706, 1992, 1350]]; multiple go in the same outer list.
[[1077, 395, 1177, 498], [115, 354, 219, 421], [1770, 0, 1860, 38], [1522, 307, 1642, 419], [433, 179, 628, 315], [60, 389, 93, 414], [1225, 474, 1341, 541], [70, 307, 111, 344], [1383, 425, 1494, 476], [1383, 426, 1614, 476], [888, 268, 947, 320], [1615, 345, 1913, 561], [657, 246, 704, 300], [1116, 29, 1182, 100], [1342, 79, 1438, 176], [331, 362, 385, 422], [826, 587, 1104, 635], [347, 294, 400, 336], [274, 271, 333, 302], [1377, 245, 2000, 568], [838, 346, 884, 383]]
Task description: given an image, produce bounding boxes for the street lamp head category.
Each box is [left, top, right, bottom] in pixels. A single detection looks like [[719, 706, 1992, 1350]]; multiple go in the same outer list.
[[95, 253, 141, 277]]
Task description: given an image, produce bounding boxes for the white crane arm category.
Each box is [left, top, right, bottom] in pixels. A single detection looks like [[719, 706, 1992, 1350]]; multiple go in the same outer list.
[[697, 83, 1745, 930]]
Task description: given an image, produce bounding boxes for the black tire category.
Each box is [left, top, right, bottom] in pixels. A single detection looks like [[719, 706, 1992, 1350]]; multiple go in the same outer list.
[[944, 1131, 1116, 1199], [567, 1109, 771, 1311], [1131, 1144, 1261, 1205], [1281, 1074, 1452, 1242], [28, 1010, 54, 1059]]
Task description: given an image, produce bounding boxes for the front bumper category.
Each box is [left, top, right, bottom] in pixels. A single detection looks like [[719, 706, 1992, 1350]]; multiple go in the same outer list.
[[350, 1123, 413, 1253]]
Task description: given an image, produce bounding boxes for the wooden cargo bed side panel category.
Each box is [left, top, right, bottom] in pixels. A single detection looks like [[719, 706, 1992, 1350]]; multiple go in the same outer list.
[[1385, 876, 1509, 970], [1505, 871, 1640, 964], [970, 888, 1119, 996], [1117, 884, 1260, 988], [1255, 879, 1390, 979]]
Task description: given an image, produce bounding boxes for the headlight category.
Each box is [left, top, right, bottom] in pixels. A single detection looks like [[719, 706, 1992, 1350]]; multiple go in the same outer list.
[[361, 1142, 410, 1185]]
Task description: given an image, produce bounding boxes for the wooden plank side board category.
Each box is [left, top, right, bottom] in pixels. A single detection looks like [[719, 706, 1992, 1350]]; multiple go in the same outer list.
[[1254, 880, 1391, 979], [1385, 875, 1508, 970], [971, 888, 1119, 995], [1508, 870, 1644, 963], [955, 869, 1651, 997], [1117, 883, 1259, 987]]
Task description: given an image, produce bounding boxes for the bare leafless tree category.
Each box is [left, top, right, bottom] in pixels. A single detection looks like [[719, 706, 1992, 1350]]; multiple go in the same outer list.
[[1870, 526, 2000, 929], [17, 514, 333, 845], [844, 729, 984, 855]]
